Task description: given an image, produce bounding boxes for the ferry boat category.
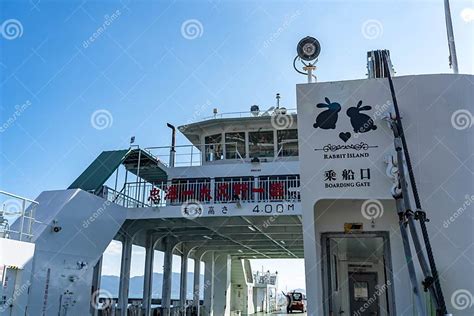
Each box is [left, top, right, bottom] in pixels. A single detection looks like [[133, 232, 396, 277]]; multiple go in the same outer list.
[[1, 35, 473, 316]]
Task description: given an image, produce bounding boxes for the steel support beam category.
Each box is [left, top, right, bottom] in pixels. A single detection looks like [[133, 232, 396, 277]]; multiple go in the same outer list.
[[91, 255, 102, 316], [161, 237, 179, 316], [212, 254, 231, 316], [193, 255, 202, 316], [179, 245, 192, 315], [142, 233, 156, 316], [118, 236, 133, 316], [202, 252, 215, 316]]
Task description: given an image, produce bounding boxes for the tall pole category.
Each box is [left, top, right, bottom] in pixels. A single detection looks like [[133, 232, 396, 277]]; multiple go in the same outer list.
[[444, 0, 459, 74]]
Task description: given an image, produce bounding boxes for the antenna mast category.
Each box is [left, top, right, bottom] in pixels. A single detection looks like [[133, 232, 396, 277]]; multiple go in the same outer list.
[[444, 0, 459, 73]]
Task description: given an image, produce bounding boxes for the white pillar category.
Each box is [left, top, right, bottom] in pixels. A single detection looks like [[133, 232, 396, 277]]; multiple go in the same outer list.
[[193, 256, 201, 315], [118, 236, 133, 316], [212, 254, 231, 316], [91, 255, 103, 316], [179, 247, 190, 315], [161, 238, 177, 316], [203, 252, 215, 316], [302, 200, 322, 316], [142, 234, 155, 316]]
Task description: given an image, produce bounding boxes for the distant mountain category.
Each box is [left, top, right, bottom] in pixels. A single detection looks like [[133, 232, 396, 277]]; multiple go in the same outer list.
[[101, 272, 204, 299]]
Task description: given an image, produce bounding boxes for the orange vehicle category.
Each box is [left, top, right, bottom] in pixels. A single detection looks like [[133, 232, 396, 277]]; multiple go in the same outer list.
[[285, 291, 306, 313]]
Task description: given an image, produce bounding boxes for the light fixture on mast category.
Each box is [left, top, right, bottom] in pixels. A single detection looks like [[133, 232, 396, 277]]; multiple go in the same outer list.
[[293, 36, 321, 83]]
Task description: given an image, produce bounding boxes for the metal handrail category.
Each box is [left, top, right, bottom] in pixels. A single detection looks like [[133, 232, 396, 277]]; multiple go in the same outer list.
[[144, 142, 245, 167], [0, 190, 39, 205], [142, 136, 300, 168], [104, 187, 148, 208], [0, 190, 39, 241], [201, 108, 297, 120]]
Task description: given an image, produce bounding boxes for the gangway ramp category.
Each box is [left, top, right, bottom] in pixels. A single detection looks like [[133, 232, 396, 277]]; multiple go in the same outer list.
[[69, 148, 168, 194]]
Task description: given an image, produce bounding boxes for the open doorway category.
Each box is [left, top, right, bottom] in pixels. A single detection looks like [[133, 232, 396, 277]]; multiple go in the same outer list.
[[321, 233, 395, 316], [250, 259, 306, 315]]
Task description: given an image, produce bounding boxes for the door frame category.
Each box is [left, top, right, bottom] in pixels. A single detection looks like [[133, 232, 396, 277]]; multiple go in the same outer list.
[[320, 231, 396, 316]]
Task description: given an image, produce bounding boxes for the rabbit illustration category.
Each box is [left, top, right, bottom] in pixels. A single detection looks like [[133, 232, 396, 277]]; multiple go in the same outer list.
[[313, 97, 341, 129], [346, 100, 378, 133]]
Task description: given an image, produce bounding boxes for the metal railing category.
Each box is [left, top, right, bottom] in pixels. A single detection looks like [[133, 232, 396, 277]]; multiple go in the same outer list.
[[144, 142, 245, 167], [201, 108, 297, 120], [143, 139, 299, 168], [101, 186, 148, 208], [112, 176, 301, 208], [0, 190, 39, 241]]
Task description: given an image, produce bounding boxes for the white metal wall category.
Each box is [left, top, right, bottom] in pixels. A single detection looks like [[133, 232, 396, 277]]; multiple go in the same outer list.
[[297, 74, 474, 315]]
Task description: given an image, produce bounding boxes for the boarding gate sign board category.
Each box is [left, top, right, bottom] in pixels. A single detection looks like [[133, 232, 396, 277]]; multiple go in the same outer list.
[[296, 74, 474, 203], [296, 77, 395, 201]]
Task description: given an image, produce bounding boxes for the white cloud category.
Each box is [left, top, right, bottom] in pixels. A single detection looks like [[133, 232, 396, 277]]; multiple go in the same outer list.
[[104, 240, 122, 256], [461, 8, 474, 23]]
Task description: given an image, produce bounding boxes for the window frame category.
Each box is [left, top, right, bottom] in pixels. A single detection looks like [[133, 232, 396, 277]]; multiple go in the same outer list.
[[248, 130, 275, 159], [224, 131, 246, 160], [277, 129, 299, 157], [204, 133, 223, 162]]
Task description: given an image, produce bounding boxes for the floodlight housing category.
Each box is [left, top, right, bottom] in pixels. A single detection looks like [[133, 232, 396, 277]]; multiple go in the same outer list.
[[297, 36, 321, 62]]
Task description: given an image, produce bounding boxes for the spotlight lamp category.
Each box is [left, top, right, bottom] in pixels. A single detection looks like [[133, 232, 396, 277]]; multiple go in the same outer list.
[[297, 36, 321, 61], [294, 36, 321, 83]]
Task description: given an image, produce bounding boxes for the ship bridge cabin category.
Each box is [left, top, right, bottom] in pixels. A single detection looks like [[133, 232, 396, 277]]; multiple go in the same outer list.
[[90, 107, 302, 213]]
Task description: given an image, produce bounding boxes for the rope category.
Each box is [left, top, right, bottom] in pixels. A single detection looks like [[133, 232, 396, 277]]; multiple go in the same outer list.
[[382, 52, 448, 315]]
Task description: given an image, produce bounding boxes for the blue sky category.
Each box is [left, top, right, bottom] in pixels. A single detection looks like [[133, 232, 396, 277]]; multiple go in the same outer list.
[[1, 0, 473, 293], [1, 0, 473, 197]]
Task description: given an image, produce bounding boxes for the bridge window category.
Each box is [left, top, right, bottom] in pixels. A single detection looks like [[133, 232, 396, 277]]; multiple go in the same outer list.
[[225, 132, 246, 160], [277, 129, 298, 157], [204, 133, 223, 161], [249, 130, 274, 158]]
